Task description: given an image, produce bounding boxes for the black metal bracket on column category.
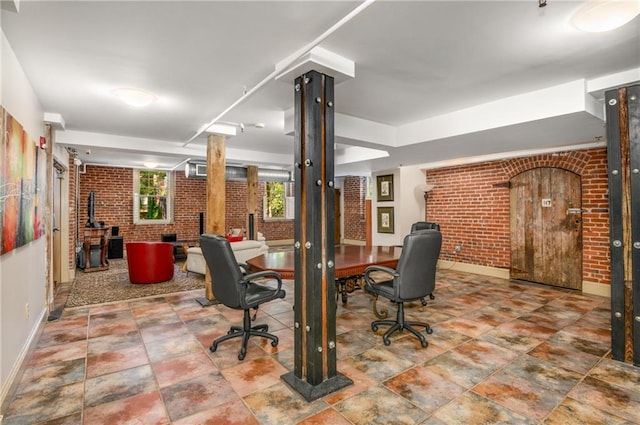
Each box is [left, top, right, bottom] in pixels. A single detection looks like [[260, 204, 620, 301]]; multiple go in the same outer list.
[[606, 87, 625, 361], [628, 85, 640, 366], [281, 70, 353, 401]]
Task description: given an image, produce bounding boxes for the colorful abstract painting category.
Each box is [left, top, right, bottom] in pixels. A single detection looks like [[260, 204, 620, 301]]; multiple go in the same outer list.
[[1, 108, 42, 255]]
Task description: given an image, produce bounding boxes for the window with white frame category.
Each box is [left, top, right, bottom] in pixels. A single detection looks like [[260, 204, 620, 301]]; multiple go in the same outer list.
[[264, 181, 295, 220], [133, 169, 174, 224]]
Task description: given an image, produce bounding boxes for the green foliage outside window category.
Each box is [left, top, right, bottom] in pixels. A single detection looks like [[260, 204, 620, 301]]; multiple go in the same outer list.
[[138, 171, 168, 220], [265, 181, 285, 218]]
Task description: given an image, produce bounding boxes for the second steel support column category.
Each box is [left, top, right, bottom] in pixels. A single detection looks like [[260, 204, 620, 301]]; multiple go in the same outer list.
[[281, 70, 352, 400]]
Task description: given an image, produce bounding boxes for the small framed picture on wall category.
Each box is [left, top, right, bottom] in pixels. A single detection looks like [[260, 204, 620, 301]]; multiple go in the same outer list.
[[376, 174, 394, 202], [377, 207, 394, 234]]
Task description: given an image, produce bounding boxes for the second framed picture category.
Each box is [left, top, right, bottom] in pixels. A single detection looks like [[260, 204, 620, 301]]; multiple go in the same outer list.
[[376, 174, 394, 202], [377, 207, 395, 234]]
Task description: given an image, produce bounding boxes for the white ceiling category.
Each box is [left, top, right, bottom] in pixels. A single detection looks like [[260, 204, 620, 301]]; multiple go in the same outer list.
[[2, 1, 639, 176]]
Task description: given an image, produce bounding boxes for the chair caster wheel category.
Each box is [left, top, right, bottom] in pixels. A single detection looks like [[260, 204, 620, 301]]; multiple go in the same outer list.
[[426, 328, 433, 334], [429, 294, 435, 300], [209, 344, 218, 352], [420, 340, 428, 348], [383, 339, 391, 346], [372, 324, 379, 331], [238, 349, 246, 361], [271, 340, 278, 347]]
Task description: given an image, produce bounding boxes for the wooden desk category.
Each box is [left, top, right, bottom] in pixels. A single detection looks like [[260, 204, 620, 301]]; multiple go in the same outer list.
[[82, 227, 110, 272], [247, 245, 402, 313]]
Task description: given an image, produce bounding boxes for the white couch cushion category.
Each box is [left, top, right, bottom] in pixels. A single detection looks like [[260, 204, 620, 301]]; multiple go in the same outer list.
[[185, 239, 268, 275]]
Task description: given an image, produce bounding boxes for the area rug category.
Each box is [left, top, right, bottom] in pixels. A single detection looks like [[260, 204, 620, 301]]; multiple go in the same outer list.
[[65, 259, 206, 308]]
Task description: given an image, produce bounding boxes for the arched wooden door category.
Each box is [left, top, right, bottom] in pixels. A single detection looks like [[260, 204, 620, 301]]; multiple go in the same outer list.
[[510, 167, 582, 289]]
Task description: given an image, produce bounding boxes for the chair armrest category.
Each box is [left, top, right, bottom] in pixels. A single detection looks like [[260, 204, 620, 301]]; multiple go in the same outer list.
[[238, 263, 251, 275], [364, 265, 398, 285], [241, 270, 283, 290]]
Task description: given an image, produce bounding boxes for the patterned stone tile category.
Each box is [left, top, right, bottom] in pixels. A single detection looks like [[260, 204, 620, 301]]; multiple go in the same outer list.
[[220, 356, 289, 397], [547, 330, 610, 357], [161, 372, 239, 421], [88, 330, 142, 355], [384, 366, 466, 414], [37, 326, 88, 348], [3, 382, 84, 425], [589, 358, 640, 393], [334, 385, 428, 425], [424, 340, 517, 388], [528, 339, 602, 374], [518, 304, 582, 329], [297, 407, 352, 425], [437, 317, 495, 338], [243, 382, 328, 424], [15, 358, 84, 395], [568, 376, 640, 423], [135, 310, 182, 329], [144, 333, 204, 363], [84, 364, 156, 408], [28, 340, 87, 368], [139, 321, 191, 344], [82, 391, 169, 425], [543, 397, 633, 425], [432, 391, 538, 425], [86, 344, 149, 378], [324, 361, 377, 405], [345, 346, 415, 382], [151, 350, 217, 388], [172, 398, 260, 425]]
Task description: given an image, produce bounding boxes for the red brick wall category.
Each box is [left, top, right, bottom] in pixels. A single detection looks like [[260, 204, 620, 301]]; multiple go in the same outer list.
[[68, 157, 77, 270], [426, 148, 610, 285], [343, 176, 367, 241], [76, 166, 294, 247]]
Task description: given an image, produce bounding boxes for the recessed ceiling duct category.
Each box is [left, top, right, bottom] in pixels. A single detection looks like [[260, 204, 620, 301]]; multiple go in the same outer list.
[[185, 162, 292, 182]]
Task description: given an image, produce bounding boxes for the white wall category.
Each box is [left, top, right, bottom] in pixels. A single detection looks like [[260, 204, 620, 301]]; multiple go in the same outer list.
[[0, 30, 47, 406], [372, 165, 426, 246]]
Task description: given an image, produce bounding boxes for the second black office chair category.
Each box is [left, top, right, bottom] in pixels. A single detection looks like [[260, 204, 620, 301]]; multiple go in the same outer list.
[[199, 234, 286, 360], [364, 229, 442, 347]]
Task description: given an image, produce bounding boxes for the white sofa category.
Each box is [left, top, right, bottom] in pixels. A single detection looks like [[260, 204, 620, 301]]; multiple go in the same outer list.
[[185, 239, 269, 276]]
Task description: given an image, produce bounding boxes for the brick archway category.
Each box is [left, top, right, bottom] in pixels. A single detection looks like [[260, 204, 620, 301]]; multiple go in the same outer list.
[[500, 150, 591, 179]]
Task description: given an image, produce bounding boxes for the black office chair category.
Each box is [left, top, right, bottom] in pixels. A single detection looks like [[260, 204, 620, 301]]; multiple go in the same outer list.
[[411, 221, 440, 301], [410, 221, 440, 232], [199, 233, 286, 360], [364, 229, 442, 347]]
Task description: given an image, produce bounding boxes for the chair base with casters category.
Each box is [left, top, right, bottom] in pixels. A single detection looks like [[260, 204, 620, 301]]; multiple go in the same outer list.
[[210, 308, 278, 360], [199, 233, 285, 361], [371, 297, 432, 347], [364, 229, 442, 348]]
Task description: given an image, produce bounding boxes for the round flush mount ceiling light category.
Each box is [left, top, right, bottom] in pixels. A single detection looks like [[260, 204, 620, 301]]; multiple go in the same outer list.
[[571, 0, 640, 32], [112, 87, 158, 107], [143, 162, 158, 169]]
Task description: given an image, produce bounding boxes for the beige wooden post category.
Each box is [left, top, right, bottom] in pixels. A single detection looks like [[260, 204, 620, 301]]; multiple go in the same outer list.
[[246, 165, 258, 238], [205, 134, 226, 300]]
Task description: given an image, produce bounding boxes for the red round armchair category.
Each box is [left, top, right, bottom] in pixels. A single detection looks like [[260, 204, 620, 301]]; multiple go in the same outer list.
[[126, 242, 175, 284]]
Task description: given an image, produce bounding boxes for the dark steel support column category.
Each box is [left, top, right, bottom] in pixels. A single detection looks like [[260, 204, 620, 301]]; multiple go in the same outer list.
[[281, 70, 352, 400], [606, 84, 640, 365], [606, 87, 626, 361], [629, 85, 640, 365]]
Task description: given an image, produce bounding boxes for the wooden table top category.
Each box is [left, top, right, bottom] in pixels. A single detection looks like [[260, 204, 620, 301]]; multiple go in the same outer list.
[[246, 245, 402, 279]]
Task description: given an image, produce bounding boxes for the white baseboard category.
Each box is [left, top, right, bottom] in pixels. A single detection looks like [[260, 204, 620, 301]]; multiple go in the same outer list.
[[342, 239, 365, 246], [582, 281, 611, 298], [1, 308, 47, 410], [437, 260, 510, 279], [267, 239, 294, 247]]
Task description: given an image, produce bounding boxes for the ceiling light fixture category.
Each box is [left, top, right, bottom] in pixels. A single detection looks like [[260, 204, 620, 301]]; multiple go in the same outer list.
[[143, 162, 158, 169], [571, 0, 640, 32], [112, 87, 158, 108]]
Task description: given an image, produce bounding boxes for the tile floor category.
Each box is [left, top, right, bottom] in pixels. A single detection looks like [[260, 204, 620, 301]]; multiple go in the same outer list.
[[3, 268, 640, 425]]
